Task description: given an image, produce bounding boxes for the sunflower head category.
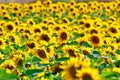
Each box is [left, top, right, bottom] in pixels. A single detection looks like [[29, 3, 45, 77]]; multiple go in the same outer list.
[[77, 68, 101, 80]]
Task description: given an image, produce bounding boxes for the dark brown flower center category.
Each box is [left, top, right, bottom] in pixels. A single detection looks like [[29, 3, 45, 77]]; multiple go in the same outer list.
[[91, 35, 100, 44], [85, 23, 90, 28], [83, 50, 90, 55], [82, 73, 93, 80], [0, 40, 2, 45], [68, 49, 76, 57], [27, 42, 35, 49], [60, 32, 67, 40], [90, 29, 98, 34], [41, 34, 50, 42], [7, 24, 13, 31], [110, 27, 117, 33], [14, 7, 18, 11], [69, 66, 78, 79], [34, 29, 41, 33], [37, 49, 47, 58], [55, 27, 60, 31], [46, 48, 50, 53], [25, 30, 30, 34], [5, 65, 14, 70], [29, 21, 33, 25]]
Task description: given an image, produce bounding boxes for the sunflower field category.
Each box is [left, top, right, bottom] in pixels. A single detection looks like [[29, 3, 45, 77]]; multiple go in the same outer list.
[[0, 0, 120, 80]]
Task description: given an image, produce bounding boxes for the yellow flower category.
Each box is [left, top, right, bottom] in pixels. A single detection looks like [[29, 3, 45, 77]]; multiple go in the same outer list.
[[27, 19, 36, 27], [0, 38, 6, 49], [88, 34, 103, 47], [58, 29, 69, 44], [0, 53, 4, 60], [81, 46, 92, 55], [5, 22, 16, 33], [113, 68, 120, 73], [34, 47, 49, 63], [62, 45, 79, 57], [61, 58, 80, 80], [12, 54, 23, 68], [77, 68, 101, 80]]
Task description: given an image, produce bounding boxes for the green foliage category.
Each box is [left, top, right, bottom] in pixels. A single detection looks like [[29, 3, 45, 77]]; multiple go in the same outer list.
[[73, 32, 84, 40], [101, 71, 120, 80], [115, 49, 120, 55], [114, 60, 120, 68], [0, 45, 11, 54], [56, 57, 69, 63], [81, 42, 92, 48], [11, 43, 26, 52], [0, 68, 19, 80], [24, 69, 44, 76], [67, 41, 78, 45]]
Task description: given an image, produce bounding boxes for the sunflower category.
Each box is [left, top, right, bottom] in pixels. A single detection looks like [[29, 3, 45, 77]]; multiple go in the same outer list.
[[0, 59, 15, 71], [5, 33, 20, 44], [32, 25, 41, 34], [62, 45, 78, 57], [16, 12, 23, 18], [45, 45, 55, 57], [12, 55, 23, 68], [107, 25, 120, 38], [88, 34, 103, 47], [61, 58, 80, 80], [0, 38, 6, 49], [26, 41, 37, 52], [113, 68, 120, 73], [89, 27, 99, 35], [76, 68, 101, 80], [39, 32, 51, 44], [58, 29, 69, 43], [0, 4, 6, 10], [81, 47, 92, 55], [76, 35, 88, 46], [34, 47, 48, 63], [5, 22, 16, 33], [83, 20, 93, 30], [69, 0, 76, 6], [27, 19, 35, 27]]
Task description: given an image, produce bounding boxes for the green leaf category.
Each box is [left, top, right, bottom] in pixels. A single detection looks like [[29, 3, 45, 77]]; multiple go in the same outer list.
[[102, 45, 109, 48], [20, 45, 26, 52], [101, 72, 120, 78], [51, 33, 58, 37], [67, 41, 78, 45], [114, 60, 120, 68], [11, 43, 20, 50], [77, 14, 82, 20], [32, 56, 41, 62], [55, 50, 64, 55], [81, 42, 92, 48], [101, 25, 107, 28], [92, 50, 101, 58], [73, 32, 84, 39], [29, 12, 35, 18], [61, 11, 68, 18], [0, 68, 19, 80], [2, 45, 11, 54], [45, 43, 55, 49], [56, 57, 69, 63], [24, 69, 44, 76], [115, 49, 120, 55], [0, 59, 5, 64]]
